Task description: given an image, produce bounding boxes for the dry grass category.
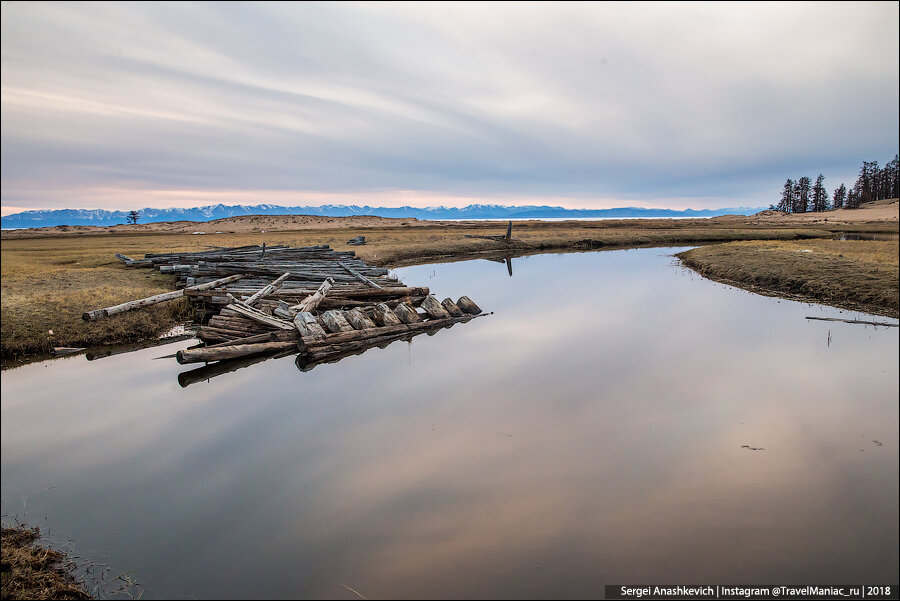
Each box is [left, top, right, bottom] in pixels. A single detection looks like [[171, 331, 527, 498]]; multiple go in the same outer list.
[[1, 526, 91, 600], [2, 214, 897, 361], [678, 239, 900, 318]]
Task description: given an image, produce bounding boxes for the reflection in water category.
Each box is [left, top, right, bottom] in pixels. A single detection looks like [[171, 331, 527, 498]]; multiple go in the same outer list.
[[2, 248, 898, 599]]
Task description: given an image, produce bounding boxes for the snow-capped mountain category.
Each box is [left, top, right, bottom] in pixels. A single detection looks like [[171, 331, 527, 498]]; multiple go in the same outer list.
[[1, 203, 765, 228]]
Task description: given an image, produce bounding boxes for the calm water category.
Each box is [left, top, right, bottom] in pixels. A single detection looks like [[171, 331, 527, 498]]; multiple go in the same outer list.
[[2, 248, 898, 599]]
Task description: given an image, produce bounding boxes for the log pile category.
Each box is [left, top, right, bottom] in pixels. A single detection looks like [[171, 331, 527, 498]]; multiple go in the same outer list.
[[86, 244, 486, 379]]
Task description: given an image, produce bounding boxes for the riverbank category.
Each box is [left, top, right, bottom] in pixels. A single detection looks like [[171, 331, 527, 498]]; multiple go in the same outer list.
[[2, 208, 897, 362], [678, 239, 899, 318], [1, 526, 91, 600]]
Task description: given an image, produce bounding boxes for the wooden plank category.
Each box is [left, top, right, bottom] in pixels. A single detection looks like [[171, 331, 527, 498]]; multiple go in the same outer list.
[[83, 274, 245, 321], [339, 261, 383, 289], [225, 299, 296, 330]]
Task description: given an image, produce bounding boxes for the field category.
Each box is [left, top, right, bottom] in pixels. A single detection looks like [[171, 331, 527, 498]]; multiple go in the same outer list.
[[2, 207, 898, 362]]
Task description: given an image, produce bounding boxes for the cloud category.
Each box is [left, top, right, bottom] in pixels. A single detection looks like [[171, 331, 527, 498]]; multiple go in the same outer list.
[[2, 2, 898, 211]]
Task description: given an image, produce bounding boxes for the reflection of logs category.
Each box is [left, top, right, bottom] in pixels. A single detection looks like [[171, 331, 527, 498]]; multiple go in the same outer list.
[[177, 349, 298, 387], [176, 341, 299, 364]]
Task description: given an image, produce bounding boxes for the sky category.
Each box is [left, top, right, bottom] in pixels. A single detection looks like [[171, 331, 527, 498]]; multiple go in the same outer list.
[[2, 1, 898, 216]]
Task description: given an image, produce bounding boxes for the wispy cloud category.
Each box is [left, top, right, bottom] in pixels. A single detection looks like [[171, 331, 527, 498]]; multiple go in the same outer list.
[[2, 2, 897, 211]]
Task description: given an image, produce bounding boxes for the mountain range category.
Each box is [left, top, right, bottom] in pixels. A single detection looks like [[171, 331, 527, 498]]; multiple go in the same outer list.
[[1, 203, 766, 228]]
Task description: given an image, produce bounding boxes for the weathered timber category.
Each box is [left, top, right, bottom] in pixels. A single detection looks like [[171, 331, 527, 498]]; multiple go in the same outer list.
[[225, 300, 295, 330], [301, 313, 480, 349], [178, 348, 298, 387], [291, 277, 335, 312], [83, 274, 246, 321], [322, 310, 354, 333], [176, 341, 298, 364], [344, 308, 377, 330], [346, 235, 366, 245], [339, 261, 383, 289], [456, 296, 482, 315], [393, 302, 422, 324], [420, 295, 451, 319], [372, 302, 403, 326], [805, 316, 898, 327], [273, 301, 294, 320], [244, 272, 291, 306], [441, 298, 464, 317], [294, 312, 327, 339]]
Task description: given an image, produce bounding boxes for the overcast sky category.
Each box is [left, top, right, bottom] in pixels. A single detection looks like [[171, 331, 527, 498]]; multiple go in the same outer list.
[[2, 1, 898, 215]]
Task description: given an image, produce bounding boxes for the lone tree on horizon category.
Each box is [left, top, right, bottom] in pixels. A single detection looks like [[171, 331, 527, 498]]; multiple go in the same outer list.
[[127, 210, 140, 225]]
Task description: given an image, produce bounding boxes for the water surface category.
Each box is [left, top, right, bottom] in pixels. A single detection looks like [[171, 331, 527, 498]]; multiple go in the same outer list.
[[2, 248, 897, 599]]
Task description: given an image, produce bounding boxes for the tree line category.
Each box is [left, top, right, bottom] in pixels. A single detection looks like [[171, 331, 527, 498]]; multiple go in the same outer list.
[[775, 154, 899, 213]]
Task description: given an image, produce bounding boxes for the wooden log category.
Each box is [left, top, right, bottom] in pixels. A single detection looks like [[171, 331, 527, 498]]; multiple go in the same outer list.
[[272, 301, 295, 321], [805, 316, 898, 327], [506, 220, 512, 243], [372, 302, 403, 326], [225, 300, 295, 330], [294, 312, 327, 339], [420, 295, 451, 319], [456, 296, 482, 315], [393, 302, 422, 324], [339, 261, 383, 289], [176, 341, 298, 364], [244, 272, 291, 306], [178, 348, 298, 387], [321, 310, 354, 333], [441, 298, 464, 317], [83, 273, 245, 321], [301, 313, 480, 349], [344, 308, 377, 330], [291, 277, 334, 312]]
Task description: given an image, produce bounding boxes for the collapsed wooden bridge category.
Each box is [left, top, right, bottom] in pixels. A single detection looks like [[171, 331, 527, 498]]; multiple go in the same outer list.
[[85, 244, 485, 381]]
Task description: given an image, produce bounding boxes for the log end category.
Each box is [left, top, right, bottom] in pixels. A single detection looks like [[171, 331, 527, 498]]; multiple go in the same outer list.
[[175, 350, 187, 365]]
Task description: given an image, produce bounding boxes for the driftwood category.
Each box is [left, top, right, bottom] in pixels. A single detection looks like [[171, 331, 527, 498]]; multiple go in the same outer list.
[[441, 298, 464, 317], [291, 277, 335, 312], [244, 272, 291, 306], [294, 312, 327, 339], [176, 340, 298, 364], [805, 316, 898, 327], [321, 309, 354, 333], [83, 274, 246, 321], [339, 261, 383, 289], [456, 296, 482, 315], [393, 302, 422, 324], [346, 235, 366, 245]]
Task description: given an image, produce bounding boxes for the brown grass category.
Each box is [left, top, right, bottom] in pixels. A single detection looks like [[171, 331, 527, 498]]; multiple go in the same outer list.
[[2, 212, 897, 361], [678, 239, 900, 318], [1, 526, 91, 600]]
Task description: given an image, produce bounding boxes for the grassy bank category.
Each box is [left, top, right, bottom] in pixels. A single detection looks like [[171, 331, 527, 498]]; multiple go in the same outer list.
[[2, 216, 897, 361], [1, 526, 91, 600], [678, 239, 899, 318]]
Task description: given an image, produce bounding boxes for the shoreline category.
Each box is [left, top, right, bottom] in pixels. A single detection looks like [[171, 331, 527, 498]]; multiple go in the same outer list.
[[2, 208, 897, 364]]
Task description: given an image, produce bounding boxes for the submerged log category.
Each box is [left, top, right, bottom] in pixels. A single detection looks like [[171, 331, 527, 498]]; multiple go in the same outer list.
[[805, 316, 898, 327], [83, 274, 246, 321], [420, 295, 451, 319], [176, 341, 298, 364], [456, 296, 482, 315]]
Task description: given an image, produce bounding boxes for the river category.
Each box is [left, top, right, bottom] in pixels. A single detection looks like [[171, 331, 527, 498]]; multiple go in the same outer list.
[[2, 247, 897, 598]]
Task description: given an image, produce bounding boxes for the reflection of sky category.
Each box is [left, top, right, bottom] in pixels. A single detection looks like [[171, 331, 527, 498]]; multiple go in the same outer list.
[[2, 248, 897, 598]]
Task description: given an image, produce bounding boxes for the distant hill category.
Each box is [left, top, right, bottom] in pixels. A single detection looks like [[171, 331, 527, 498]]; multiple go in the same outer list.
[[1, 203, 766, 228]]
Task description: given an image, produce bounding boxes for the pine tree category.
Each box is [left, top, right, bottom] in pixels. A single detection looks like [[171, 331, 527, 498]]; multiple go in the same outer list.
[[833, 183, 847, 209], [794, 176, 811, 213], [127, 210, 140, 225], [778, 179, 795, 213], [811, 174, 828, 212]]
